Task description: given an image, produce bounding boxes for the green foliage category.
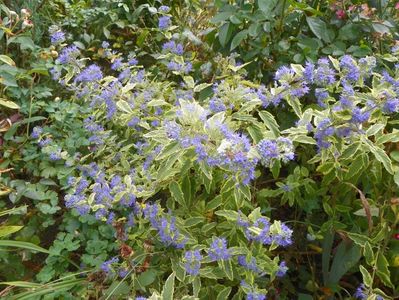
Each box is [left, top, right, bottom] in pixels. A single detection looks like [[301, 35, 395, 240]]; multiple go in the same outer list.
[[209, 0, 399, 79]]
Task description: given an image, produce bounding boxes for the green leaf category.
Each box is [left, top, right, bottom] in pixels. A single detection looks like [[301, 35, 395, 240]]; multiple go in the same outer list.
[[230, 30, 248, 51], [258, 111, 280, 137], [0, 240, 50, 254], [359, 265, 372, 287], [192, 277, 200, 297], [306, 17, 331, 43], [215, 210, 239, 221], [394, 171, 399, 188], [364, 242, 374, 265], [169, 182, 185, 207], [328, 242, 361, 285], [0, 55, 15, 66], [0, 281, 40, 288], [0, 98, 20, 109], [220, 259, 234, 281], [217, 286, 232, 300], [211, 11, 234, 23], [258, 0, 278, 14], [0, 226, 23, 237], [219, 23, 234, 47], [8, 279, 84, 300], [161, 272, 175, 300], [376, 254, 393, 287], [346, 232, 369, 247], [362, 138, 394, 174]]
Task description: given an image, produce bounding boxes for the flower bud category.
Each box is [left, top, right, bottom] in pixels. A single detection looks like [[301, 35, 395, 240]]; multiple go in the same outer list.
[[22, 19, 33, 29], [20, 9, 30, 18], [9, 11, 19, 21]]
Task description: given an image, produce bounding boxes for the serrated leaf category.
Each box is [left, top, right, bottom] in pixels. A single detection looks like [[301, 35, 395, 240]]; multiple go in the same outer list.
[[161, 272, 175, 300], [258, 111, 280, 137], [376, 254, 393, 287], [359, 265, 372, 287], [217, 286, 232, 300], [364, 242, 374, 265]]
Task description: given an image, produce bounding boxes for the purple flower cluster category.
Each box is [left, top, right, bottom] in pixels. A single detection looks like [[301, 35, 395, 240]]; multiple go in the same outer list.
[[162, 41, 184, 55], [56, 45, 80, 65], [239, 216, 293, 247], [241, 281, 267, 300], [84, 116, 109, 146], [237, 255, 260, 273], [31, 126, 42, 139], [314, 118, 335, 149], [101, 256, 119, 274], [50, 31, 65, 44], [183, 250, 202, 275], [75, 64, 103, 83], [276, 260, 288, 277], [208, 237, 231, 261], [340, 55, 360, 82], [49, 149, 62, 161], [143, 204, 187, 248], [158, 16, 171, 30], [167, 61, 192, 74], [256, 137, 295, 167], [354, 283, 383, 300], [314, 58, 336, 86]]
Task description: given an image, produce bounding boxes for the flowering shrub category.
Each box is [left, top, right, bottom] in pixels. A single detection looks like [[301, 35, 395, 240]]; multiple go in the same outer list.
[[23, 5, 399, 296]]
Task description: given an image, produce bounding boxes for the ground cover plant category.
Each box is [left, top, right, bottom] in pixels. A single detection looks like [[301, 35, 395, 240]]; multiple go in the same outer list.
[[0, 1, 399, 299]]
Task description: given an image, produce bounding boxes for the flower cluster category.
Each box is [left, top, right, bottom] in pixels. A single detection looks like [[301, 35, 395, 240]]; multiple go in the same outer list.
[[183, 250, 202, 275], [256, 137, 294, 167], [143, 204, 187, 249], [208, 237, 231, 261], [239, 215, 293, 247]]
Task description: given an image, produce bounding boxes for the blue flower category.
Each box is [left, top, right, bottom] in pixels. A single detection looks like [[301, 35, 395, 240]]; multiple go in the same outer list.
[[118, 268, 129, 278], [49, 149, 62, 161], [111, 58, 123, 70], [162, 41, 184, 55], [314, 118, 334, 149], [31, 126, 42, 138], [237, 255, 260, 273], [354, 284, 366, 299], [257, 140, 279, 167], [276, 260, 288, 277], [158, 16, 171, 30], [340, 55, 360, 82], [75, 64, 103, 83], [314, 58, 336, 86], [275, 66, 294, 81], [56, 45, 80, 64], [383, 96, 399, 114], [351, 107, 370, 124], [101, 257, 119, 274], [184, 250, 202, 275], [303, 61, 315, 83], [208, 237, 231, 261], [50, 31, 65, 44], [159, 5, 170, 12], [247, 292, 267, 300]]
